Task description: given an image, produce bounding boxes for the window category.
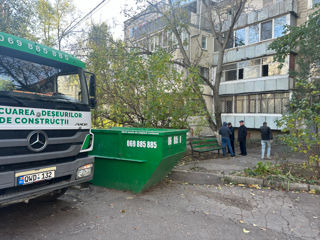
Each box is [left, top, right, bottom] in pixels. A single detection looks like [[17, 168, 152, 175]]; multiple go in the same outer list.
[[221, 93, 289, 114], [261, 94, 274, 113], [221, 97, 233, 113], [200, 67, 209, 80], [162, 31, 168, 47], [274, 16, 286, 38], [201, 35, 207, 49], [0, 53, 85, 103], [238, 69, 244, 79], [182, 31, 189, 50], [262, 56, 288, 76], [225, 70, 237, 81], [235, 28, 246, 47], [248, 24, 259, 44], [226, 100, 233, 113], [243, 59, 261, 79], [57, 74, 81, 102], [215, 16, 289, 51], [223, 64, 237, 81], [262, 65, 269, 77], [235, 96, 248, 113], [222, 56, 288, 81], [129, 28, 134, 38], [249, 95, 258, 113], [261, 20, 272, 40]]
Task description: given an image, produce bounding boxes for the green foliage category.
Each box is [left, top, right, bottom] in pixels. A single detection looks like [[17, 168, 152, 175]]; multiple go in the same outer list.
[[0, 79, 14, 91], [35, 0, 76, 49], [87, 23, 204, 129], [0, 0, 37, 39], [244, 162, 281, 177], [0, 0, 77, 49], [268, 8, 320, 173]]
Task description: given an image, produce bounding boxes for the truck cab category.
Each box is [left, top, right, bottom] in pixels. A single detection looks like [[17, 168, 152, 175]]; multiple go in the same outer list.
[[0, 32, 96, 206]]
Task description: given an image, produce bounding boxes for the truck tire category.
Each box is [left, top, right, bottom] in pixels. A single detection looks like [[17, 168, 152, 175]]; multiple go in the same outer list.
[[35, 188, 68, 202]]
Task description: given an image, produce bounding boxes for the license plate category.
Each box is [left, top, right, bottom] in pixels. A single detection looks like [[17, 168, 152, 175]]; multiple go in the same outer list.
[[16, 167, 56, 185]]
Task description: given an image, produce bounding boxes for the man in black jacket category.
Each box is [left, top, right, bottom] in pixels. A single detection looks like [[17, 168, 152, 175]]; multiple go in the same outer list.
[[260, 122, 273, 159], [238, 120, 247, 156], [219, 122, 235, 157], [227, 122, 235, 154]]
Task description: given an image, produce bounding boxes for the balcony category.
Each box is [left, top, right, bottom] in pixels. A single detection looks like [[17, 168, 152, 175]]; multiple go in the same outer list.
[[219, 75, 293, 95]]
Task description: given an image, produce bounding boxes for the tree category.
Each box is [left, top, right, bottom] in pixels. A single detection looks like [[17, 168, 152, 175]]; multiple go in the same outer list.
[[36, 0, 55, 46], [87, 23, 203, 129], [269, 8, 320, 174], [125, 0, 247, 130], [0, 0, 37, 39], [36, 0, 78, 49]]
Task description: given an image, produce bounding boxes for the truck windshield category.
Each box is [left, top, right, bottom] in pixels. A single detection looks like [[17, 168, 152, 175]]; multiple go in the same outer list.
[[0, 53, 86, 104]]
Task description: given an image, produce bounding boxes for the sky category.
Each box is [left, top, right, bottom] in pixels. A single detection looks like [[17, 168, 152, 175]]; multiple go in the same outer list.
[[76, 0, 138, 40]]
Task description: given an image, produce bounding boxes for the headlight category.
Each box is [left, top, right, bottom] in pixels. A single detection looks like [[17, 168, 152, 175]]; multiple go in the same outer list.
[[76, 163, 93, 179]]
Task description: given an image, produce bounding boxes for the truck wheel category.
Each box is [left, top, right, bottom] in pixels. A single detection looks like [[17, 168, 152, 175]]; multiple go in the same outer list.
[[36, 188, 68, 202]]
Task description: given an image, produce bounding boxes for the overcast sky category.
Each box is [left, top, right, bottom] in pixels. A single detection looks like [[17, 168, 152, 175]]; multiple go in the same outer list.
[[76, 0, 138, 39]]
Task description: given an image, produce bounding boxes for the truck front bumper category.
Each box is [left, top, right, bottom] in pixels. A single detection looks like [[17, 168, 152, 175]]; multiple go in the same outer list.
[[0, 155, 94, 206]]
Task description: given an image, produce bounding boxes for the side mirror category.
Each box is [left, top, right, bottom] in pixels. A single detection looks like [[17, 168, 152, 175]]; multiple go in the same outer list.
[[89, 74, 96, 97], [89, 74, 96, 108]]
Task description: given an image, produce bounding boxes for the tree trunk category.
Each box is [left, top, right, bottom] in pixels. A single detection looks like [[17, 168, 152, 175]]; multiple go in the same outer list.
[[213, 49, 225, 130]]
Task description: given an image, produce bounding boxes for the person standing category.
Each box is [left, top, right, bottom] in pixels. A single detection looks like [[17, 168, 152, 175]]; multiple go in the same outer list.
[[238, 120, 247, 156], [260, 122, 273, 159], [219, 122, 235, 157], [227, 122, 235, 154]]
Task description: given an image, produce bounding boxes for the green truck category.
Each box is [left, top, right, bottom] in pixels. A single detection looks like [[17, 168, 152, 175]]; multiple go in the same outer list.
[[0, 32, 96, 206]]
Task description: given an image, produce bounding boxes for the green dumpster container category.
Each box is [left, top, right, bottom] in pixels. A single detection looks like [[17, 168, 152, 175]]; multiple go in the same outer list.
[[90, 127, 188, 193]]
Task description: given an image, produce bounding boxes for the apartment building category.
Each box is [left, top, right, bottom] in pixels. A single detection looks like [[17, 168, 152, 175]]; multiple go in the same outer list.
[[124, 0, 319, 133], [218, 0, 319, 130]]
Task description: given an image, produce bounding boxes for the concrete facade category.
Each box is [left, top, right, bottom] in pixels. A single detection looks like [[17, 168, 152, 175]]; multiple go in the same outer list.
[[124, 0, 318, 133]]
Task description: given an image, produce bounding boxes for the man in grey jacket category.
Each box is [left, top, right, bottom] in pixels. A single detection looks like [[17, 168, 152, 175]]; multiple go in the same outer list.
[[219, 122, 235, 157]]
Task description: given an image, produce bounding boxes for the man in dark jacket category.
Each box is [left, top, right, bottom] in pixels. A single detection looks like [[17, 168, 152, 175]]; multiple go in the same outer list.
[[238, 120, 247, 156], [219, 122, 235, 157], [260, 122, 273, 159], [227, 122, 235, 154]]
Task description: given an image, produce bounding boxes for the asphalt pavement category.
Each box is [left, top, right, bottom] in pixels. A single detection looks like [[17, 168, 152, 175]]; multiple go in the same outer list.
[[0, 180, 319, 240]]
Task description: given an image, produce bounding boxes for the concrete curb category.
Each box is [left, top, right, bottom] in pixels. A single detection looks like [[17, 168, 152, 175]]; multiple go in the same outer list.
[[169, 170, 319, 193]]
